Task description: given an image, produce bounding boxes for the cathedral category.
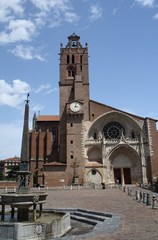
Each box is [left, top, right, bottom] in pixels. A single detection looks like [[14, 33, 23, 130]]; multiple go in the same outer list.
[[29, 33, 158, 187]]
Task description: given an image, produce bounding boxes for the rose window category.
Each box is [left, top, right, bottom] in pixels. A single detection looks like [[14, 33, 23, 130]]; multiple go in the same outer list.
[[103, 121, 125, 139]]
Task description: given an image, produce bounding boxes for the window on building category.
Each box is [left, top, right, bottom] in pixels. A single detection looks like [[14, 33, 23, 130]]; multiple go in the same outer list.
[[94, 132, 97, 139], [131, 131, 135, 139], [103, 121, 125, 139], [71, 151, 74, 159], [52, 128, 57, 141], [91, 169, 97, 175], [70, 123, 73, 127], [80, 55, 82, 64], [68, 66, 75, 77], [71, 140, 73, 144], [67, 55, 70, 64], [72, 55, 75, 64]]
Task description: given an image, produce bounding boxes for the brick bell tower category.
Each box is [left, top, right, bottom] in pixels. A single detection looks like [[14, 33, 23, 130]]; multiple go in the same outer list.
[[59, 33, 90, 183]]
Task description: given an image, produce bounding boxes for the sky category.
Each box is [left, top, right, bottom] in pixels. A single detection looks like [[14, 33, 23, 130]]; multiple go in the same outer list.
[[0, 0, 158, 159]]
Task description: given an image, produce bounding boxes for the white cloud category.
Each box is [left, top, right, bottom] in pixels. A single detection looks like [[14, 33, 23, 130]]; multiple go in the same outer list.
[[45, 87, 58, 94], [0, 79, 31, 107], [64, 12, 80, 23], [0, 0, 80, 59], [153, 12, 158, 19], [34, 84, 57, 94], [134, 0, 155, 7], [0, 19, 35, 45], [34, 84, 52, 93], [89, 5, 103, 22], [30, 0, 72, 12], [30, 0, 79, 27], [0, 0, 24, 23], [10, 45, 45, 61]]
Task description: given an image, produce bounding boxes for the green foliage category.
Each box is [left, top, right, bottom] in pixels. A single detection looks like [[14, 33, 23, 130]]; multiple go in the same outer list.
[[6, 165, 19, 179]]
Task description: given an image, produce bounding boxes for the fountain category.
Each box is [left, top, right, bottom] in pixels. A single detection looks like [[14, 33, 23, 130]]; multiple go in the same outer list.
[[0, 95, 71, 240]]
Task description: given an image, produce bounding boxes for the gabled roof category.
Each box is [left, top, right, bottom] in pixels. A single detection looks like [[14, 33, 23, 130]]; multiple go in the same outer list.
[[3, 157, 20, 162], [90, 99, 158, 122]]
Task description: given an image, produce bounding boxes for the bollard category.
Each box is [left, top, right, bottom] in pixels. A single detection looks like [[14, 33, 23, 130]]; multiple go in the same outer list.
[[146, 193, 150, 206], [139, 191, 142, 202], [78, 185, 80, 190], [137, 190, 140, 201], [152, 195, 157, 209], [129, 188, 132, 196], [122, 185, 126, 192], [70, 185, 72, 190], [5, 187, 7, 193], [143, 192, 146, 204], [127, 188, 130, 195], [136, 190, 139, 200]]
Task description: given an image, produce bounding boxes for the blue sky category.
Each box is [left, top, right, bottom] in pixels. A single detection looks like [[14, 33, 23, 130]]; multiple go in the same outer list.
[[0, 0, 158, 159]]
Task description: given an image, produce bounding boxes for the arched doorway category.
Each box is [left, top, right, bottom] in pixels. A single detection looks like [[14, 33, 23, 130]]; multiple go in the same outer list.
[[110, 147, 142, 185]]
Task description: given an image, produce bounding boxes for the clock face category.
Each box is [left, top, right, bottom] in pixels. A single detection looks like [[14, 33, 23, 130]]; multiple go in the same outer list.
[[70, 102, 81, 112]]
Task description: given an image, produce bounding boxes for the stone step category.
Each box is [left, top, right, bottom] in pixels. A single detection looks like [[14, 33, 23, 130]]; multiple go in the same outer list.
[[77, 208, 112, 218], [70, 215, 98, 226], [49, 208, 112, 226], [70, 209, 112, 226], [71, 212, 106, 222]]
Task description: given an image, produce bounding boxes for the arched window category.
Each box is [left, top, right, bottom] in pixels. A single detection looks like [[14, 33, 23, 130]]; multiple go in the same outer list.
[[80, 55, 82, 64], [94, 132, 97, 140], [131, 131, 135, 139], [67, 55, 70, 64], [72, 55, 75, 64], [68, 66, 75, 77]]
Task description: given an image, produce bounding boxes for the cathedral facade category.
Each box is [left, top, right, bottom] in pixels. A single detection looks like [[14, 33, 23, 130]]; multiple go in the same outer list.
[[29, 33, 158, 187]]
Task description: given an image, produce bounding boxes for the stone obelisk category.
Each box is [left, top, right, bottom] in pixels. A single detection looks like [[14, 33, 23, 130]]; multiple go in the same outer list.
[[17, 94, 31, 193]]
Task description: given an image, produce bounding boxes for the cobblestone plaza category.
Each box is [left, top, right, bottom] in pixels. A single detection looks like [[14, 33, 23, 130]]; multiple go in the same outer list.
[[44, 187, 158, 240]]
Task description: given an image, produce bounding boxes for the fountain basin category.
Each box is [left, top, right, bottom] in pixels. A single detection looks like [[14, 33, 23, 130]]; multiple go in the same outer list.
[[0, 210, 71, 240], [0, 192, 48, 222]]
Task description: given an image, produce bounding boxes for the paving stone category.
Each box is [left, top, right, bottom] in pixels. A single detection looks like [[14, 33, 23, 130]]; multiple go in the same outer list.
[[44, 187, 158, 239]]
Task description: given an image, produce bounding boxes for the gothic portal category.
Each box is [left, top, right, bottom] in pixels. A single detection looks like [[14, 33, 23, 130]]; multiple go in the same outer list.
[[29, 33, 158, 187]]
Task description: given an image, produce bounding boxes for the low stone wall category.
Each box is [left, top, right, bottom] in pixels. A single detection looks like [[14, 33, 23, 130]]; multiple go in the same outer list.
[[0, 181, 17, 188], [0, 211, 71, 240]]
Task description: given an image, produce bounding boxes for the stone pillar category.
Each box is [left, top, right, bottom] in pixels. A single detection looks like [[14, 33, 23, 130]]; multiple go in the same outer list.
[[121, 168, 125, 185], [146, 193, 150, 206], [143, 192, 146, 204], [152, 195, 157, 209], [140, 133, 148, 184]]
